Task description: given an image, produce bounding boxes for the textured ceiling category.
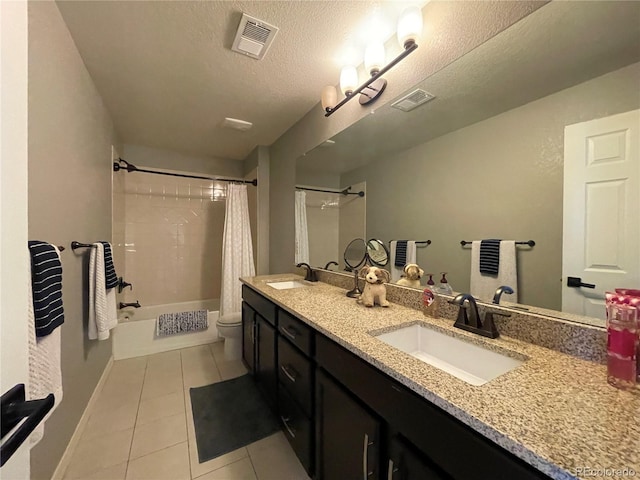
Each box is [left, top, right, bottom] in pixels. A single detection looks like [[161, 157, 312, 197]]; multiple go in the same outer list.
[[55, 0, 421, 160], [297, 1, 640, 174]]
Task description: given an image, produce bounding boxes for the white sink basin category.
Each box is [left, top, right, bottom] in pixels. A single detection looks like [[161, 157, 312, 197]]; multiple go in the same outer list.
[[266, 280, 309, 290], [374, 324, 525, 386]]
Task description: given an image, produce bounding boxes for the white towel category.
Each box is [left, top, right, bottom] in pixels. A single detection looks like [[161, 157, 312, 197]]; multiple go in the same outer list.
[[88, 243, 117, 340], [28, 246, 63, 446], [470, 240, 518, 303], [389, 241, 417, 282]]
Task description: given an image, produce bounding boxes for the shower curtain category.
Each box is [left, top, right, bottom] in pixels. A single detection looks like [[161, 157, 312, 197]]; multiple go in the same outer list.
[[295, 190, 309, 264], [220, 184, 255, 317]]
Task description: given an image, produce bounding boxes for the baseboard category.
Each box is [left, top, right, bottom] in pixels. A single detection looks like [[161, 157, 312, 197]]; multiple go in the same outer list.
[[51, 355, 114, 480]]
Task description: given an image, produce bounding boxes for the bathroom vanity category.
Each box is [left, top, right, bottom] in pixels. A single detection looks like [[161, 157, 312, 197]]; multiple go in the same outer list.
[[241, 275, 639, 480]]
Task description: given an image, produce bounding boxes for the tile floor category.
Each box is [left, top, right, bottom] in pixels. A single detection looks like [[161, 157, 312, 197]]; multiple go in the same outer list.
[[62, 343, 310, 480]]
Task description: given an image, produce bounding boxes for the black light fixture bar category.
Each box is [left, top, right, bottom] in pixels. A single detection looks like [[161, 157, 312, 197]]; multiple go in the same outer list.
[[296, 185, 365, 197], [113, 158, 257, 186], [325, 42, 418, 117]]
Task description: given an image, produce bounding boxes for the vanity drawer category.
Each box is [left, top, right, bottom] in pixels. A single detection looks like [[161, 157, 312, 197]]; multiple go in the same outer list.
[[278, 309, 313, 355], [242, 285, 277, 326], [279, 386, 313, 475], [278, 336, 313, 416]]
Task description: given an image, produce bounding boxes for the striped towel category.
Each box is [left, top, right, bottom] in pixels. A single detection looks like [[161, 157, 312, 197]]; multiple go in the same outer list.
[[394, 240, 408, 267], [479, 239, 501, 275], [99, 241, 118, 289], [157, 310, 208, 337], [28, 241, 64, 337]]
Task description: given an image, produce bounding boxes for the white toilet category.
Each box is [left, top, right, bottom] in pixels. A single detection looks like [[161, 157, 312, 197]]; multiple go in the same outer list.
[[216, 312, 242, 361]]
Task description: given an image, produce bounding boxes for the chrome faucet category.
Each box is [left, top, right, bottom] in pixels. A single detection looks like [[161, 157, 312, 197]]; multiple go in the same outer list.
[[296, 262, 318, 282], [449, 293, 508, 339], [492, 285, 514, 305]]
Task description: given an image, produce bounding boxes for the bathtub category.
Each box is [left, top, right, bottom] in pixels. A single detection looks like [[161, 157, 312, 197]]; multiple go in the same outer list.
[[112, 299, 221, 360]]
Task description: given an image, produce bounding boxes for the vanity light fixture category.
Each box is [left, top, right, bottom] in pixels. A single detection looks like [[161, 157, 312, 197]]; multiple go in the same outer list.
[[321, 6, 423, 117]]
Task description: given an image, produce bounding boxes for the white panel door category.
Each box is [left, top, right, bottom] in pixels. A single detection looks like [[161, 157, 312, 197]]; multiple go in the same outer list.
[[562, 109, 640, 321]]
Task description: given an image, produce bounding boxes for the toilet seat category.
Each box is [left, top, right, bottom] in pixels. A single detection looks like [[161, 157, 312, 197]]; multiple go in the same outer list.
[[217, 320, 241, 327], [216, 313, 242, 327]]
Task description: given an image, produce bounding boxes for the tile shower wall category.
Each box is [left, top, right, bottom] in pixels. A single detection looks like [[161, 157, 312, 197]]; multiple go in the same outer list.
[[119, 172, 227, 306], [305, 181, 366, 268]]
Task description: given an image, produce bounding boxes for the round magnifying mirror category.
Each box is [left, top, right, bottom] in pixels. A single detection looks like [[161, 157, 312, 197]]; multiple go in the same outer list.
[[366, 239, 389, 266], [344, 238, 367, 270]]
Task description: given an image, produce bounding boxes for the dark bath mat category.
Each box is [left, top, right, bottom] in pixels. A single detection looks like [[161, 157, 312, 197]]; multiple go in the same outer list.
[[189, 374, 280, 463]]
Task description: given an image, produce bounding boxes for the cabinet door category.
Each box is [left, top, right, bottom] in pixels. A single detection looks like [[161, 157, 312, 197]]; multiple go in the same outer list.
[[256, 314, 277, 411], [388, 435, 450, 480], [316, 369, 380, 480], [241, 302, 255, 374]]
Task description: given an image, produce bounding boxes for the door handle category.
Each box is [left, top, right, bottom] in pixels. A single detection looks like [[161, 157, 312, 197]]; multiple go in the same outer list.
[[1, 384, 54, 466], [387, 459, 399, 480], [567, 276, 596, 289], [363, 433, 374, 479]]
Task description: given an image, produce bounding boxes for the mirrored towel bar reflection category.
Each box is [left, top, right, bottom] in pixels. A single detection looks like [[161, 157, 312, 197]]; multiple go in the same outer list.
[[460, 240, 535, 247], [389, 240, 431, 248]]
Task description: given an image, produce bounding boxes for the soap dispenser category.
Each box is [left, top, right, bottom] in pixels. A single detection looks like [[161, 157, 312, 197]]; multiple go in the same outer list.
[[436, 272, 454, 295], [422, 274, 438, 318]]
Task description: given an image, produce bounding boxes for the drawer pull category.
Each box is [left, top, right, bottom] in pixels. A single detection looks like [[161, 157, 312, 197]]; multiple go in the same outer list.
[[280, 416, 296, 439], [280, 364, 298, 383], [281, 325, 299, 340]]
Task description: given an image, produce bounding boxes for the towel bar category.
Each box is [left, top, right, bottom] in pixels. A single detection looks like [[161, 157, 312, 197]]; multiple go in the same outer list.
[[389, 240, 431, 247], [70, 241, 96, 250], [460, 240, 535, 247]]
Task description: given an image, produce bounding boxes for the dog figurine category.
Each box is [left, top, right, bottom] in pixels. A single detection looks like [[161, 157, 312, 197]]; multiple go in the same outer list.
[[396, 263, 424, 288], [357, 266, 390, 307]]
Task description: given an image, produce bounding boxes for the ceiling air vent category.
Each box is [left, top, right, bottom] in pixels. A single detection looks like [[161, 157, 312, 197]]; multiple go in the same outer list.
[[231, 13, 279, 60], [391, 89, 436, 112]]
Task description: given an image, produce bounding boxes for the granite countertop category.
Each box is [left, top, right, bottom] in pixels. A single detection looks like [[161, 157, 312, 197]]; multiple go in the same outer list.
[[241, 274, 640, 480]]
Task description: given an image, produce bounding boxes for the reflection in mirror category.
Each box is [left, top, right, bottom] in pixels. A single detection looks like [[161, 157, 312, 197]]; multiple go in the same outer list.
[[344, 238, 367, 270], [294, 181, 366, 270], [366, 239, 389, 267], [296, 2, 640, 327]]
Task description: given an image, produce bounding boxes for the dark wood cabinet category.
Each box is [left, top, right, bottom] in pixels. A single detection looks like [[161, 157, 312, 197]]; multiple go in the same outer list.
[[277, 309, 315, 476], [241, 285, 550, 480], [316, 368, 381, 480], [241, 302, 255, 374], [255, 314, 277, 411], [388, 435, 451, 480], [278, 386, 313, 473]]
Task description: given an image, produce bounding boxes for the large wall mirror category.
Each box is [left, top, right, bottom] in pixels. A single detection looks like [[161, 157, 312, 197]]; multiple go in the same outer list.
[[295, 1, 640, 327]]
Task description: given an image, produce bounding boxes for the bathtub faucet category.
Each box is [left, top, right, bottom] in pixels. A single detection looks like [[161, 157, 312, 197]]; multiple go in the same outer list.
[[119, 301, 141, 309], [117, 277, 133, 293]]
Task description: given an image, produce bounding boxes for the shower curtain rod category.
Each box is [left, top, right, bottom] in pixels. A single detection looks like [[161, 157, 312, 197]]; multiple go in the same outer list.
[[113, 158, 257, 186], [296, 185, 365, 197]]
